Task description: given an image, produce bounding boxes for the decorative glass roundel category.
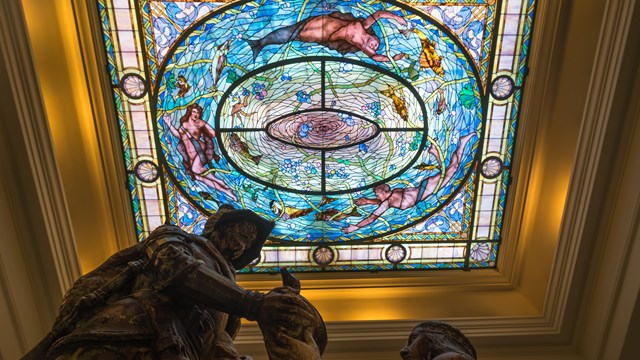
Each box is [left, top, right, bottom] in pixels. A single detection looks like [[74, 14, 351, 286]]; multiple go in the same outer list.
[[385, 244, 407, 264], [156, 0, 482, 243], [490, 75, 515, 100], [313, 246, 335, 266], [121, 73, 147, 99], [134, 160, 159, 183], [481, 156, 503, 179]]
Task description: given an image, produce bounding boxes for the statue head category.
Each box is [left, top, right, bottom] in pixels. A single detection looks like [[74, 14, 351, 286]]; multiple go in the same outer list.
[[202, 205, 275, 270], [260, 285, 328, 356], [400, 321, 476, 360]]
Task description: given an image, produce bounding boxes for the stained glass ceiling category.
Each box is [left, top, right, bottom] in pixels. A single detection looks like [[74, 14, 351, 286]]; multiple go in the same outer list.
[[98, 0, 535, 272]]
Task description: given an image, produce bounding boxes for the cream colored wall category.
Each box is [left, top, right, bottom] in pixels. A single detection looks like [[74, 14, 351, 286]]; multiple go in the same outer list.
[[1, 0, 639, 359]]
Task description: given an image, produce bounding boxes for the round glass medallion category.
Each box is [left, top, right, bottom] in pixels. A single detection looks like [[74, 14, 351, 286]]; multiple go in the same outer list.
[[490, 75, 515, 100], [480, 156, 503, 179], [135, 160, 159, 183], [385, 244, 407, 264], [121, 73, 147, 99], [312, 245, 335, 266], [470, 242, 490, 262]]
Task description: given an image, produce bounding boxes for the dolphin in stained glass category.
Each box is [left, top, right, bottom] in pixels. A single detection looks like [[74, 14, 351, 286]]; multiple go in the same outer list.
[[227, 133, 262, 165], [314, 207, 362, 222], [210, 39, 231, 91]]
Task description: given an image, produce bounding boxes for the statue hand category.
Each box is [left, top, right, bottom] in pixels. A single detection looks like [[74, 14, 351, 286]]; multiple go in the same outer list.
[[257, 288, 315, 327]]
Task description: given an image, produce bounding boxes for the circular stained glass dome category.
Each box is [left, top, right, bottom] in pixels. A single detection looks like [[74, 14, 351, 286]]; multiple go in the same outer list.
[[216, 59, 426, 194], [155, 0, 482, 243]]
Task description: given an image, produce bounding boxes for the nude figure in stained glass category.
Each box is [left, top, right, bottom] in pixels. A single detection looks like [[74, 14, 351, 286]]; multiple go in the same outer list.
[[342, 133, 474, 233], [246, 10, 408, 62], [164, 104, 238, 201]]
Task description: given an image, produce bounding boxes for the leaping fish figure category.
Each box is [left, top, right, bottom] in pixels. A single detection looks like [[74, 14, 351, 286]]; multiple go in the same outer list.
[[413, 163, 439, 171], [228, 132, 262, 165], [381, 85, 409, 122], [400, 28, 444, 77], [314, 207, 362, 222], [435, 88, 447, 115], [270, 196, 336, 220], [211, 39, 232, 91]]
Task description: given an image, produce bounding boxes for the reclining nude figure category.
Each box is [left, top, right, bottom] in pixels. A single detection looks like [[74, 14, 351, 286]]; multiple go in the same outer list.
[[246, 10, 408, 62], [343, 133, 474, 233]]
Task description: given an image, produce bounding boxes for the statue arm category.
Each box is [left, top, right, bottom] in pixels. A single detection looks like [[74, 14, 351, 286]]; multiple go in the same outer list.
[[179, 267, 315, 331], [143, 227, 309, 323], [142, 228, 264, 320], [179, 268, 313, 326], [178, 262, 265, 320]]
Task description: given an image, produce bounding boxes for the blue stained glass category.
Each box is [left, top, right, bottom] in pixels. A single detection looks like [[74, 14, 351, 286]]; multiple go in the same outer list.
[[98, 0, 537, 272]]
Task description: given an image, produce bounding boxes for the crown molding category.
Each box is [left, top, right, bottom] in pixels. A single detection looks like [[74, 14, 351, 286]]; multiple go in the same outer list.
[[0, 0, 80, 294], [71, 0, 138, 251]]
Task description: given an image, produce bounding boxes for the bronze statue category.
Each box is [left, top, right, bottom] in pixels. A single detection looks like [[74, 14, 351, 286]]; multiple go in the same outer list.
[[400, 321, 476, 360], [23, 205, 326, 360], [258, 270, 326, 360]]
